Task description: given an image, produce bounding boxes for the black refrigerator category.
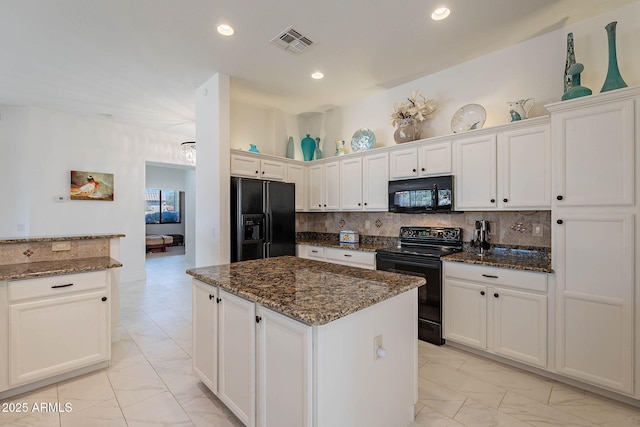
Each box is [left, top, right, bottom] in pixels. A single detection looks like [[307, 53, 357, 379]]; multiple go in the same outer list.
[[230, 177, 296, 262]]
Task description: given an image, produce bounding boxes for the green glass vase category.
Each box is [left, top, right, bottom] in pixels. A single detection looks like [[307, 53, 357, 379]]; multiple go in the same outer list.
[[600, 21, 628, 93]]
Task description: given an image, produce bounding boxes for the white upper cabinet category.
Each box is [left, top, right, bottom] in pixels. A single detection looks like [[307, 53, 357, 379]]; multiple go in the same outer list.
[[308, 164, 324, 211], [550, 98, 635, 207], [454, 120, 551, 211], [231, 153, 286, 181], [287, 164, 307, 211], [454, 134, 498, 210], [389, 141, 451, 180], [308, 160, 340, 211], [340, 152, 389, 211], [498, 124, 551, 209]]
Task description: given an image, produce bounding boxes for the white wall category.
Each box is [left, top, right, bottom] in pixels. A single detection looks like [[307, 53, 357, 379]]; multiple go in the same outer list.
[[0, 106, 193, 281], [300, 3, 640, 154]]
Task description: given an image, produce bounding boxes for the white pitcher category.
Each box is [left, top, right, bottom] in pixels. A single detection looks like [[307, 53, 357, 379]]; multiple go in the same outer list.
[[507, 98, 534, 122]]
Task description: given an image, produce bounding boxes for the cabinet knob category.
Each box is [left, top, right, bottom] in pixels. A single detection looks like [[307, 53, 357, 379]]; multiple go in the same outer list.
[[256, 315, 262, 323], [494, 293, 499, 298], [503, 198, 508, 203], [216, 297, 221, 303], [318, 204, 322, 208], [557, 195, 563, 200], [421, 168, 425, 172], [209, 294, 214, 300], [557, 219, 564, 225], [480, 291, 485, 296], [412, 169, 417, 172], [101, 296, 108, 302], [255, 170, 259, 174], [323, 204, 326, 207], [358, 203, 361, 206], [262, 171, 265, 175], [490, 199, 496, 203], [364, 202, 368, 206]]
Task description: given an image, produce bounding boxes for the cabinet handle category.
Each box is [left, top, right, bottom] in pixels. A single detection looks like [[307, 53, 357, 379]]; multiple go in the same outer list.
[[318, 204, 322, 208], [480, 291, 485, 296], [482, 274, 498, 279], [358, 203, 361, 206], [412, 169, 416, 172], [490, 199, 495, 203], [262, 171, 265, 174], [557, 219, 564, 225], [323, 204, 326, 207], [494, 293, 499, 298], [421, 168, 425, 171], [557, 195, 563, 200], [101, 296, 108, 302], [216, 297, 221, 303], [503, 198, 508, 203], [311, 250, 319, 253], [344, 254, 352, 257], [255, 170, 259, 174], [364, 202, 368, 206], [209, 294, 214, 300], [51, 283, 73, 289], [256, 315, 262, 323]]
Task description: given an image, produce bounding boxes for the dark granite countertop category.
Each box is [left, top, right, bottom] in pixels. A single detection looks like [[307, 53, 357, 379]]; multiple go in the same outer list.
[[444, 249, 553, 273], [186, 256, 425, 325], [0, 257, 123, 281], [0, 234, 125, 244]]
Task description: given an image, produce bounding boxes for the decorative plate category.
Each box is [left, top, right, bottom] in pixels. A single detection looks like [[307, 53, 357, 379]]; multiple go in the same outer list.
[[350, 128, 376, 152], [451, 104, 486, 133]]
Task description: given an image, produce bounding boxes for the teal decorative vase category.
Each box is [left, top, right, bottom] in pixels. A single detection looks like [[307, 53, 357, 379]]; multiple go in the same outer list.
[[248, 144, 259, 153], [600, 21, 628, 93], [314, 137, 323, 159], [286, 136, 295, 159], [301, 134, 316, 161], [562, 63, 592, 100], [564, 33, 576, 94]]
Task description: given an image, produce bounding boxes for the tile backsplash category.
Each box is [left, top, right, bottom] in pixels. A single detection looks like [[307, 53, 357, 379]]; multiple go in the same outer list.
[[296, 211, 551, 248]]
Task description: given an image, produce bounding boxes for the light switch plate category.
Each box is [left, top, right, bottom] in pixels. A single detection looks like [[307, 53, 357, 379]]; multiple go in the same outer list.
[[532, 223, 543, 237]]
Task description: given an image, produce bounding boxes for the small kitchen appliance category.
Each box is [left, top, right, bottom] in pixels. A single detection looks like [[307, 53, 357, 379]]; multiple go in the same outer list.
[[376, 226, 462, 345], [339, 230, 359, 244], [471, 220, 491, 255]]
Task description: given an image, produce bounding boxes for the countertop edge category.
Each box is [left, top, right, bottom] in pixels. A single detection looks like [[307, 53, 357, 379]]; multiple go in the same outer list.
[[0, 234, 126, 244], [0, 257, 123, 281], [442, 256, 554, 274]]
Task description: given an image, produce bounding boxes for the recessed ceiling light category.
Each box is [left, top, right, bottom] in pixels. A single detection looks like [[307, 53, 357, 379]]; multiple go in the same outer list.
[[431, 7, 450, 21], [311, 72, 324, 80], [217, 24, 234, 36]]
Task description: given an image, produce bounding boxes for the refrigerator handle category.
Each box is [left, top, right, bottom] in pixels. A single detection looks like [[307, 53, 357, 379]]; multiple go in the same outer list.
[[264, 181, 272, 258]]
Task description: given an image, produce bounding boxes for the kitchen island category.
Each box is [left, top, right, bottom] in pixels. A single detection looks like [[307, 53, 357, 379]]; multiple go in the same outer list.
[[187, 256, 424, 427]]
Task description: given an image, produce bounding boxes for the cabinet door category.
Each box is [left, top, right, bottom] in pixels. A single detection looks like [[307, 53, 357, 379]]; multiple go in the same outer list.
[[231, 154, 261, 179], [323, 161, 340, 211], [552, 99, 634, 207], [256, 306, 312, 427], [389, 147, 418, 180], [419, 142, 451, 176], [491, 287, 547, 368], [308, 165, 323, 211], [443, 279, 487, 348], [192, 280, 217, 393], [340, 157, 363, 210], [218, 289, 256, 426], [554, 212, 634, 394], [9, 290, 110, 386], [287, 164, 306, 211], [499, 125, 551, 209], [362, 152, 389, 210], [454, 134, 497, 210], [260, 159, 286, 181]]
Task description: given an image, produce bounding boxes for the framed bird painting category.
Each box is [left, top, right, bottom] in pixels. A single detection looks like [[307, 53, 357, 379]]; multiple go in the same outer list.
[[70, 170, 114, 201]]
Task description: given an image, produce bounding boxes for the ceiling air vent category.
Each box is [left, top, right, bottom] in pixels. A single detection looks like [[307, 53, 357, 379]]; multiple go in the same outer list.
[[270, 26, 314, 55]]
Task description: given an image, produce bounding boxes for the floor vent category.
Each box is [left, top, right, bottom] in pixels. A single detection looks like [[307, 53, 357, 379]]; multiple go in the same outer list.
[[270, 26, 314, 55]]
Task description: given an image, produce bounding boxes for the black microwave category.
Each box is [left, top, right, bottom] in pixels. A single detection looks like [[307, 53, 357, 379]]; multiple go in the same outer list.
[[388, 175, 454, 214]]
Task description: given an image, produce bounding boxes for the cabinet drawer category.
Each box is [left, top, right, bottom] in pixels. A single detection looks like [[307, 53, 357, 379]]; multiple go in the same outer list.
[[9, 270, 108, 302], [325, 248, 375, 267], [305, 246, 325, 260], [444, 262, 546, 293]]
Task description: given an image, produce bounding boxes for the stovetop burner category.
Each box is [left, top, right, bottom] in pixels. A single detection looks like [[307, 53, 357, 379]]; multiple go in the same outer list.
[[376, 226, 463, 259]]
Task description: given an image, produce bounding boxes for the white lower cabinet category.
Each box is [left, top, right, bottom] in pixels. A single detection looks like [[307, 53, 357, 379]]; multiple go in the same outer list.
[[443, 262, 548, 368], [297, 244, 376, 270], [193, 280, 309, 427], [256, 305, 312, 427], [2, 271, 111, 390]]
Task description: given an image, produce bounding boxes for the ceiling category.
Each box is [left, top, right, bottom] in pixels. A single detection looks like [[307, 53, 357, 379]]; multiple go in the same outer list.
[[0, 0, 637, 139]]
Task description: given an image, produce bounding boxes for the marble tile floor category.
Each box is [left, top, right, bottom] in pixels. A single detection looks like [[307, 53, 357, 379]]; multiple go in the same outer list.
[[2, 253, 639, 426]]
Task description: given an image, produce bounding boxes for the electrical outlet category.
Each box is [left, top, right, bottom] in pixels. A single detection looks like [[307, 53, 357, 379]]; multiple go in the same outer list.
[[52, 241, 71, 251], [55, 195, 68, 202], [373, 335, 383, 360], [532, 223, 543, 237]]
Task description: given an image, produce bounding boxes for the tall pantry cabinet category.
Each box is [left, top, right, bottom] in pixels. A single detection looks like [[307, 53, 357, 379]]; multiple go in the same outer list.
[[546, 86, 640, 397]]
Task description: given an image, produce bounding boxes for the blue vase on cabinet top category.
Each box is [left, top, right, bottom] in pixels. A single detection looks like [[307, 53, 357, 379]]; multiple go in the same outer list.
[[248, 144, 260, 153], [301, 134, 316, 161]]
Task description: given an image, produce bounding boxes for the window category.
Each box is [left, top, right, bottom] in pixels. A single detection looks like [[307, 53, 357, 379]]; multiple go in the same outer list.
[[145, 189, 181, 224]]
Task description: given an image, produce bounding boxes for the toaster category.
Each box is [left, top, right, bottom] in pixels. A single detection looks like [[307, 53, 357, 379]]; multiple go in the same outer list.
[[339, 230, 359, 244]]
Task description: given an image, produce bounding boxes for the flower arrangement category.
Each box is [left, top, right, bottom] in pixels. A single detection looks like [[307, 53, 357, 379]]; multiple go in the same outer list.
[[390, 90, 437, 127]]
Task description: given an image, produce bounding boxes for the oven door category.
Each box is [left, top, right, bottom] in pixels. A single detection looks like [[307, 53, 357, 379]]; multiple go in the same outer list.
[[375, 253, 444, 345]]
